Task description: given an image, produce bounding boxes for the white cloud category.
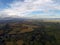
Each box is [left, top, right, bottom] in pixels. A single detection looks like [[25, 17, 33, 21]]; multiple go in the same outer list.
[[0, 0, 60, 18]]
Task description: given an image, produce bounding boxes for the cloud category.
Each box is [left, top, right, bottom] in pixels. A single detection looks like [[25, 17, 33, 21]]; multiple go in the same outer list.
[[0, 0, 60, 18]]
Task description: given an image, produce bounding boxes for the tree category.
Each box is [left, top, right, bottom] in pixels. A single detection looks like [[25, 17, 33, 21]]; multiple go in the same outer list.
[[0, 23, 12, 45], [2, 23, 12, 33]]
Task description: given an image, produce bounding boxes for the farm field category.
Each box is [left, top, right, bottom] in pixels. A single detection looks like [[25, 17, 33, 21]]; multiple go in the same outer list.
[[0, 20, 60, 45]]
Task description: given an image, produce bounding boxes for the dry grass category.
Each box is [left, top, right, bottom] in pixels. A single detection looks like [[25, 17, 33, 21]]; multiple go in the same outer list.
[[17, 40, 23, 45]]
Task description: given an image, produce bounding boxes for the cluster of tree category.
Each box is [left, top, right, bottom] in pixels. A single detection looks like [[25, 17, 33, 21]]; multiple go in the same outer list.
[[0, 23, 12, 45], [22, 26, 57, 45], [0, 23, 57, 45]]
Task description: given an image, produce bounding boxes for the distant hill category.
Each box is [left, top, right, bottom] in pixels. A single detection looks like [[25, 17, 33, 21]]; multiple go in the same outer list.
[[0, 17, 26, 24], [0, 17, 60, 24]]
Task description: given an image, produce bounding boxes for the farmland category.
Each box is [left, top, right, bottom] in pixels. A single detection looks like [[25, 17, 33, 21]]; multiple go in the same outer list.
[[0, 20, 60, 45]]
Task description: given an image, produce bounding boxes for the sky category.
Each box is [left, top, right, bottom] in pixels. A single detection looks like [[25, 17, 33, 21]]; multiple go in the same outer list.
[[0, 0, 60, 19]]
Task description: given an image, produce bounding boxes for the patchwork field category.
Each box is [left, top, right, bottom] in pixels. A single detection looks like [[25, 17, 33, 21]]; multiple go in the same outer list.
[[0, 20, 60, 45]]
